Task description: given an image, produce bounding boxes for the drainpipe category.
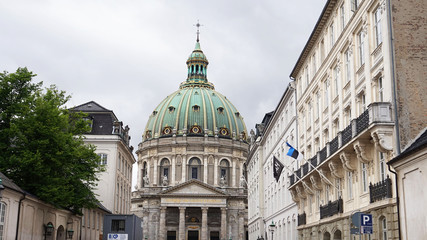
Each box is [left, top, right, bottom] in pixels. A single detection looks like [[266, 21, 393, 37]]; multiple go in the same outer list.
[[15, 193, 26, 240], [386, 0, 402, 239]]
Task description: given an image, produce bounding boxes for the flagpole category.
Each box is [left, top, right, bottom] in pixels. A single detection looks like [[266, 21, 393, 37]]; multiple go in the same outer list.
[[302, 157, 339, 191]]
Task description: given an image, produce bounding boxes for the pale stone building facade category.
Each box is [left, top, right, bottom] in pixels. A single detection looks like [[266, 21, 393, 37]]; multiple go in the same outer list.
[[72, 101, 136, 240], [131, 37, 249, 240], [247, 85, 298, 240]]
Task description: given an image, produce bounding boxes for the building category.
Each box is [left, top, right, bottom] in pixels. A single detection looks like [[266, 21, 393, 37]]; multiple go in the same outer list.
[[247, 85, 298, 240], [287, 0, 426, 239], [0, 171, 80, 240], [72, 102, 136, 239], [102, 214, 143, 240], [387, 129, 427, 240], [131, 35, 249, 240]]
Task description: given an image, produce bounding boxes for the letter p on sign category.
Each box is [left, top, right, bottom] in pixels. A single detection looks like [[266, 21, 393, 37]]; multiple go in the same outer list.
[[361, 213, 372, 226]]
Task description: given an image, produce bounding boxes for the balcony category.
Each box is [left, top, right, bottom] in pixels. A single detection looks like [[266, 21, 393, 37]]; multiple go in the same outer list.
[[370, 176, 392, 203], [288, 102, 393, 187], [298, 212, 306, 226], [320, 198, 343, 219]]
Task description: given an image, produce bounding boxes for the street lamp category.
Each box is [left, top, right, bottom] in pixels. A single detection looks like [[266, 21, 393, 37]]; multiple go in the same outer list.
[[66, 228, 74, 239], [44, 222, 54, 240], [268, 221, 276, 240], [257, 236, 264, 240]]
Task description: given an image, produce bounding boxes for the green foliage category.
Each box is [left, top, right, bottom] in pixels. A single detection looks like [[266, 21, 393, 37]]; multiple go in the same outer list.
[[0, 68, 104, 214]]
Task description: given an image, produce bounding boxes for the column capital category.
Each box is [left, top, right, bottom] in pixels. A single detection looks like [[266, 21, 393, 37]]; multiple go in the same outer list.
[[201, 207, 209, 212], [179, 206, 186, 211], [160, 206, 167, 211]]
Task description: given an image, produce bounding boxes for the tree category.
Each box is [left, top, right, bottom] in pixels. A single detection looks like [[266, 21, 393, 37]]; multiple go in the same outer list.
[[0, 68, 104, 214]]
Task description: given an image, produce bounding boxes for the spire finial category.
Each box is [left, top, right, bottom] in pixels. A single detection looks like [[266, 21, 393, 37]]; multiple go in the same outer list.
[[194, 20, 203, 42]]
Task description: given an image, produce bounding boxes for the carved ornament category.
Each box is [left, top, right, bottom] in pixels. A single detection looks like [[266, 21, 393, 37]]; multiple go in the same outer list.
[[340, 152, 356, 172], [353, 141, 372, 163], [310, 175, 323, 191], [329, 161, 343, 179]]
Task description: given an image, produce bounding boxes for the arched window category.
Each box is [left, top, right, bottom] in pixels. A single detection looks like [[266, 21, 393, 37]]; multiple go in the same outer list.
[[219, 159, 230, 186], [0, 202, 6, 239], [159, 159, 170, 184], [142, 162, 148, 186], [379, 216, 387, 240], [188, 158, 202, 180]]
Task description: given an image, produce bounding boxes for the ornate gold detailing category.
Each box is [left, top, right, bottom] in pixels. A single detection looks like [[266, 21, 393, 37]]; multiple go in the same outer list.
[[219, 127, 229, 136], [190, 125, 202, 134], [163, 126, 172, 135]]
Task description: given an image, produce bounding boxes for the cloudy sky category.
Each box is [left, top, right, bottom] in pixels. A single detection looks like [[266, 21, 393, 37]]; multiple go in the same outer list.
[[1, 0, 326, 188]]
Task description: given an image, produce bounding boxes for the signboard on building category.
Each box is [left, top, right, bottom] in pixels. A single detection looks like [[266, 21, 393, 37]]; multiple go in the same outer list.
[[107, 233, 128, 240]]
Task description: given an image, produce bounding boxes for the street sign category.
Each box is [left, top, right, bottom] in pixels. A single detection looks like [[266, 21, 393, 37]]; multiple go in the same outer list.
[[351, 212, 362, 228], [362, 226, 373, 234], [360, 213, 373, 227]]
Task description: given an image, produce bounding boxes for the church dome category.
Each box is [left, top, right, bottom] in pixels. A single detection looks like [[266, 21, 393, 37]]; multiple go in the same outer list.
[[143, 39, 247, 142]]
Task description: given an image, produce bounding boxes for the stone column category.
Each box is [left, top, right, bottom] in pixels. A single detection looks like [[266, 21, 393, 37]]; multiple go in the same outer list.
[[201, 207, 208, 240], [179, 207, 186, 240], [182, 155, 187, 182], [232, 159, 237, 187], [238, 211, 244, 240], [153, 157, 158, 186], [214, 157, 218, 186], [203, 155, 208, 183], [159, 207, 166, 240], [220, 208, 227, 240], [171, 155, 176, 185]]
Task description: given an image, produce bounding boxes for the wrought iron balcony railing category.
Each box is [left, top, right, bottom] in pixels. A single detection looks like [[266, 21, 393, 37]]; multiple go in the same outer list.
[[320, 198, 343, 219], [370, 176, 392, 203]]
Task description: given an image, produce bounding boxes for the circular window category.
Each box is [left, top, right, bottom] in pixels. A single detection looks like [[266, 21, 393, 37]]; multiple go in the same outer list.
[[220, 128, 229, 136]]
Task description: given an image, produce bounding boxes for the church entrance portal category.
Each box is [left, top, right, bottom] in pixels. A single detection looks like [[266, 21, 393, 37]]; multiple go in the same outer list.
[[167, 231, 177, 240], [188, 230, 199, 240]]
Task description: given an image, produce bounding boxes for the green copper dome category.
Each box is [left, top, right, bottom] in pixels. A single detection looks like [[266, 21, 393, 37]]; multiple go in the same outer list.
[[143, 40, 248, 141]]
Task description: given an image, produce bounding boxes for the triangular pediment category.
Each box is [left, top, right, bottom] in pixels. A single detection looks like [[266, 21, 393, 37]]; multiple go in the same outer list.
[[160, 179, 227, 196]]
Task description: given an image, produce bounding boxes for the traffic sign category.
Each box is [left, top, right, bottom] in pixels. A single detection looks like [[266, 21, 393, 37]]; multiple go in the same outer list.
[[362, 226, 373, 234], [360, 213, 373, 227]]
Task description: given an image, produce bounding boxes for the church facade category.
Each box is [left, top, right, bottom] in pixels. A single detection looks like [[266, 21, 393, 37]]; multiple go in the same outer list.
[[131, 34, 249, 240]]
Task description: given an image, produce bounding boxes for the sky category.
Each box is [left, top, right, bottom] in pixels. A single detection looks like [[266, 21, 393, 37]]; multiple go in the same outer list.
[[0, 0, 326, 189]]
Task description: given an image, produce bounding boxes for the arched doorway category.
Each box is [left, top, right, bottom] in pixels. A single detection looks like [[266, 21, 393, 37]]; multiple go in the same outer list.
[[56, 225, 65, 240], [333, 230, 342, 240]]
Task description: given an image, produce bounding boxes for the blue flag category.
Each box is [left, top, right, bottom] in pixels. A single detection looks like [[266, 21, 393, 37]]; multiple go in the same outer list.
[[286, 142, 303, 160]]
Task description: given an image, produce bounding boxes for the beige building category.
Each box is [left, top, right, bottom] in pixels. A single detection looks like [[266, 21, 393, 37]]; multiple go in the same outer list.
[[0, 171, 81, 240], [247, 85, 298, 240], [131, 37, 249, 240], [72, 101, 136, 240], [288, 0, 426, 239], [388, 129, 427, 240]]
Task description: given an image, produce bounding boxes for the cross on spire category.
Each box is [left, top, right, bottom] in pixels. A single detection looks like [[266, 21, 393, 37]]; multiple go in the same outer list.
[[194, 20, 203, 42]]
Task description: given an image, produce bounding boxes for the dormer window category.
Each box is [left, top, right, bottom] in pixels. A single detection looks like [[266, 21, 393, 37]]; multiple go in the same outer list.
[[217, 107, 224, 114], [152, 111, 158, 116], [235, 112, 240, 117], [168, 106, 175, 113], [193, 105, 200, 112]]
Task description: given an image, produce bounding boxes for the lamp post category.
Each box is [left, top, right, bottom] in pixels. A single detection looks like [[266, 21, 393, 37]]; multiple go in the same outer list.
[[268, 221, 276, 240], [257, 236, 264, 240], [66, 228, 74, 239], [44, 222, 54, 240]]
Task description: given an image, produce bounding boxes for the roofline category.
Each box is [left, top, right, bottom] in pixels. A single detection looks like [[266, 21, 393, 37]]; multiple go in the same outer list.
[[290, 0, 336, 78], [71, 101, 119, 122], [388, 129, 427, 165]]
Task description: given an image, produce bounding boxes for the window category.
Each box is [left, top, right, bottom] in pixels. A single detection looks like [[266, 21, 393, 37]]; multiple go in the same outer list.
[[374, 7, 382, 47], [335, 178, 342, 199], [160, 158, 170, 184], [358, 30, 365, 66], [325, 185, 330, 202], [362, 163, 368, 192], [316, 92, 321, 118], [324, 80, 330, 108], [98, 153, 108, 165], [340, 4, 346, 31], [351, 0, 360, 12], [347, 171, 353, 199], [345, 49, 351, 83], [188, 158, 202, 180], [316, 191, 321, 207], [0, 202, 6, 239], [312, 54, 317, 75], [305, 66, 310, 88], [380, 217, 387, 240], [308, 196, 313, 214], [111, 220, 125, 232], [219, 159, 230, 186], [192, 105, 200, 112], [379, 152, 386, 181], [330, 22, 335, 48], [378, 76, 384, 101], [334, 66, 339, 97]]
